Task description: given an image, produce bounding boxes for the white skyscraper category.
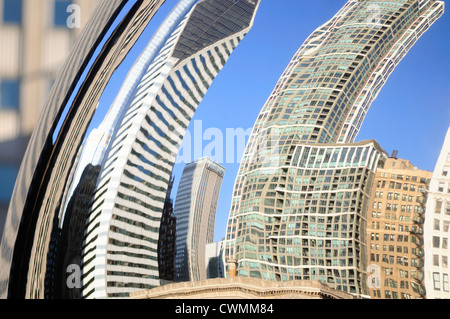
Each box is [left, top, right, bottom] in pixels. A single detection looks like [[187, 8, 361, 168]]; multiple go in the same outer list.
[[77, 0, 260, 298], [424, 127, 450, 298]]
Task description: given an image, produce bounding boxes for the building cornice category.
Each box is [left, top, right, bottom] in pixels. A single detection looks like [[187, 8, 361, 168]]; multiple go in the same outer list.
[[130, 277, 354, 300]]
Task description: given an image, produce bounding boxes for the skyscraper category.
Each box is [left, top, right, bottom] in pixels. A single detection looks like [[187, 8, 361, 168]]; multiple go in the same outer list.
[[424, 126, 450, 299], [0, 0, 261, 299], [174, 157, 225, 282], [367, 156, 432, 299], [158, 176, 176, 284], [224, 0, 444, 298]]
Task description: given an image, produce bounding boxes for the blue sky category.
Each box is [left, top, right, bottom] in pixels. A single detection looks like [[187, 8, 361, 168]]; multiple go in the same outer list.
[[98, 0, 450, 242]]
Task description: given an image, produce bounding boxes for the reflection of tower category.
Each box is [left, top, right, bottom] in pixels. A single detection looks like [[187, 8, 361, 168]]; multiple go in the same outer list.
[[224, 0, 444, 298], [45, 164, 101, 299], [174, 157, 225, 282], [79, 0, 260, 298], [158, 176, 176, 284], [205, 241, 224, 279]]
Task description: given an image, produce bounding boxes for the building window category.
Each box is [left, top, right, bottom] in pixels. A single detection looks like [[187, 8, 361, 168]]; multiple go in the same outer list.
[[54, 0, 72, 27], [433, 236, 440, 248], [433, 255, 439, 266], [443, 221, 450, 232], [443, 166, 450, 177], [435, 201, 442, 214], [0, 79, 20, 110], [3, 0, 22, 24], [434, 219, 440, 231], [444, 274, 449, 292], [434, 273, 441, 291]]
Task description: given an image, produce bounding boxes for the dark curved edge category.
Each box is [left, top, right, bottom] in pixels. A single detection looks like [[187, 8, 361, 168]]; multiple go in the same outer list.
[[0, 0, 129, 299]]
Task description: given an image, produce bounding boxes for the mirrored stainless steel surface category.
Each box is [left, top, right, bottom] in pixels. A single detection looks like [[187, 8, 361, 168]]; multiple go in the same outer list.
[[0, 0, 260, 299]]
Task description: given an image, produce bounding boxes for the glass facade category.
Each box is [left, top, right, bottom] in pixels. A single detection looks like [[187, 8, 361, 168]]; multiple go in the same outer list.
[[225, 0, 444, 298], [228, 141, 384, 295]]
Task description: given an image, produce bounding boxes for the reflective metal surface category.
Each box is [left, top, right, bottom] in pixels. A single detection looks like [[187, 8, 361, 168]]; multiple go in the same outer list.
[[0, 0, 167, 299], [0, 0, 260, 299]]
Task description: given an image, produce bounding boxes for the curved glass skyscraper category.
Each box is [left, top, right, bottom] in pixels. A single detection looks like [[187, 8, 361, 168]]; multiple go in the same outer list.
[[0, 0, 261, 299], [224, 0, 444, 298]]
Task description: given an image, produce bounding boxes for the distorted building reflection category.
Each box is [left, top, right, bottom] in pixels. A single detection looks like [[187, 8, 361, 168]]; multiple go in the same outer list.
[[367, 155, 432, 299], [0, 0, 168, 299], [73, 0, 260, 298], [174, 157, 225, 283], [0, 0, 261, 299], [224, 0, 444, 299], [158, 176, 176, 285], [46, 164, 101, 299]]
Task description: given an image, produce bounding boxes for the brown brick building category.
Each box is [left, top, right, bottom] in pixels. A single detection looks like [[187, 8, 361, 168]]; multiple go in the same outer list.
[[367, 156, 432, 299]]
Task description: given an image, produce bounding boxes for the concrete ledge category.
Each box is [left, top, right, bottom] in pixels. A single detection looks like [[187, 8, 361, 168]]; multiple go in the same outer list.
[[130, 277, 354, 299]]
